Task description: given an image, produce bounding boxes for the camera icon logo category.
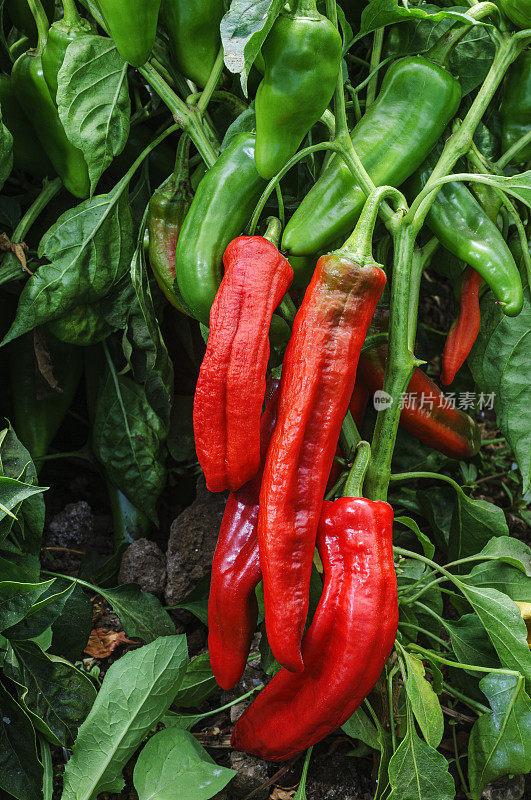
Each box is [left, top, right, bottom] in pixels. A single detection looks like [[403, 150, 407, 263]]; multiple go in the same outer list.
[[373, 390, 393, 410]]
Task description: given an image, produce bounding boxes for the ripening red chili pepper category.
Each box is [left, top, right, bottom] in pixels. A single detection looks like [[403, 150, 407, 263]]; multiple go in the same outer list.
[[208, 385, 279, 691], [194, 221, 293, 493], [232, 494, 397, 761], [257, 183, 394, 673], [441, 267, 483, 386]]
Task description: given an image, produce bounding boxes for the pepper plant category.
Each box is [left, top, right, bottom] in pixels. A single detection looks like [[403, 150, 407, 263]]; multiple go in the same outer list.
[[0, 1, 530, 799]]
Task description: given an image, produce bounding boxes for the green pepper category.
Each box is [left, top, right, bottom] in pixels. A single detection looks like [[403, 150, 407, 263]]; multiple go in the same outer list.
[[147, 134, 193, 311], [499, 51, 531, 164], [497, 0, 531, 29], [96, 0, 161, 67], [4, 0, 54, 45], [254, 0, 342, 179], [175, 133, 267, 325], [0, 73, 54, 179], [42, 0, 91, 100], [8, 332, 84, 462], [161, 0, 224, 88], [282, 52, 462, 255], [11, 1, 90, 198], [407, 151, 523, 317]]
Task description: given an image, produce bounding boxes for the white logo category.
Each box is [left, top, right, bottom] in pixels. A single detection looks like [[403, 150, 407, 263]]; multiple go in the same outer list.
[[373, 390, 393, 410]]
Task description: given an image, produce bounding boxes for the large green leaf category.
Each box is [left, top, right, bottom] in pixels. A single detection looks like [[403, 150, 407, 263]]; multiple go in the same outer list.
[[4, 581, 75, 640], [387, 716, 455, 800], [0, 683, 43, 800], [172, 653, 217, 709], [357, 0, 479, 40], [57, 35, 130, 194], [97, 584, 175, 643], [0, 99, 13, 190], [448, 489, 509, 560], [403, 652, 444, 748], [62, 635, 188, 800], [4, 641, 96, 748], [469, 286, 531, 493], [468, 674, 531, 800], [133, 727, 235, 800], [0, 580, 53, 633]]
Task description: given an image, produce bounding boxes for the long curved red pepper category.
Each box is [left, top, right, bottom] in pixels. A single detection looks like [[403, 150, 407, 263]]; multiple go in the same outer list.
[[441, 267, 483, 386], [258, 254, 386, 672], [208, 386, 279, 691], [232, 496, 397, 761], [194, 234, 293, 492], [357, 343, 481, 459]]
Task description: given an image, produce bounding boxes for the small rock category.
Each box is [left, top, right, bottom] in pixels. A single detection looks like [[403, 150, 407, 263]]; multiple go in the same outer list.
[[165, 476, 227, 606], [48, 501, 94, 549], [229, 751, 270, 799], [119, 538, 167, 597], [483, 774, 525, 800]]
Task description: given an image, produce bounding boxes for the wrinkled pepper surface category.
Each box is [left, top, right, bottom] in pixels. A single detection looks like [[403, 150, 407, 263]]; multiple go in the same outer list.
[[255, 0, 342, 179], [232, 496, 397, 761], [194, 224, 292, 492]]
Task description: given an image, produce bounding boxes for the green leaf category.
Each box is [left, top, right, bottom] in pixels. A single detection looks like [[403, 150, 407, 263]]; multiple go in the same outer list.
[[173, 653, 217, 708], [468, 674, 531, 800], [161, 711, 203, 732], [0, 477, 47, 524], [448, 488, 509, 561], [470, 170, 531, 210], [474, 536, 531, 575], [133, 726, 235, 800], [464, 562, 531, 603], [0, 98, 13, 190], [388, 716, 455, 800], [0, 425, 45, 553], [62, 635, 189, 800], [358, 0, 479, 40], [1, 192, 134, 345], [456, 581, 531, 682], [4, 641, 96, 748], [445, 614, 499, 670], [0, 580, 54, 634], [128, 223, 174, 431], [97, 584, 175, 643], [92, 369, 167, 523], [57, 35, 130, 194], [342, 706, 381, 751], [469, 286, 531, 492], [4, 581, 75, 640], [0, 682, 43, 800], [403, 653, 444, 748], [395, 516, 435, 559], [220, 0, 285, 93], [168, 572, 210, 626], [49, 582, 93, 662]]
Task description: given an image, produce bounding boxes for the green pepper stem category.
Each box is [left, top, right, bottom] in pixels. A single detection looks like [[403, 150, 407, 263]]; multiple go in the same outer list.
[[26, 0, 49, 53], [61, 0, 81, 25], [497, 129, 531, 168], [366, 27, 384, 107], [339, 185, 406, 263], [293, 0, 318, 16], [197, 46, 225, 115], [263, 217, 282, 248], [339, 410, 361, 458], [172, 132, 190, 182], [343, 441, 371, 498]]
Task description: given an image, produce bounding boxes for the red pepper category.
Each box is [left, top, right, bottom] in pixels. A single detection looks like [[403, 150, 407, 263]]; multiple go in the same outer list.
[[258, 253, 386, 671], [208, 385, 279, 691], [357, 343, 481, 459], [232, 496, 397, 761], [441, 267, 483, 386], [194, 223, 293, 492]]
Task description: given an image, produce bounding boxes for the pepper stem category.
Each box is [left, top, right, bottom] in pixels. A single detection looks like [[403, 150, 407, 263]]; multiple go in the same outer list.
[[61, 0, 81, 25], [172, 133, 191, 183], [263, 217, 282, 248], [291, 0, 318, 16], [343, 441, 371, 498], [26, 0, 49, 53], [339, 185, 406, 264]]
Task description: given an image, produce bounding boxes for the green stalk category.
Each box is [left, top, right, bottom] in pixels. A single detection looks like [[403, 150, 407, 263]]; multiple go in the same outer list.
[[62, 0, 81, 25], [366, 27, 384, 107], [497, 129, 531, 168], [343, 441, 371, 498], [26, 0, 49, 53], [339, 185, 406, 261]]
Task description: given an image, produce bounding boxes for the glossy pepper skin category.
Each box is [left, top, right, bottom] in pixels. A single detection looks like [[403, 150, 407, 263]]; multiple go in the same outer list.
[[11, 49, 90, 198], [96, 0, 161, 67], [254, 0, 342, 179], [232, 497, 397, 761], [357, 343, 481, 459], [408, 154, 522, 317], [161, 0, 224, 88], [208, 387, 280, 691], [497, 0, 531, 29], [500, 52, 531, 164], [282, 55, 461, 255], [194, 235, 293, 493], [258, 254, 386, 672], [4, 0, 54, 44], [9, 332, 84, 462], [42, 10, 92, 100], [441, 268, 483, 386], [147, 138, 193, 310], [0, 74, 54, 179], [175, 134, 267, 325]]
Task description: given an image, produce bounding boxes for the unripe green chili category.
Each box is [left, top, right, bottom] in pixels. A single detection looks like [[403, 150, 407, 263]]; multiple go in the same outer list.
[[96, 0, 162, 67], [161, 0, 224, 88], [42, 0, 91, 100], [499, 52, 531, 164], [0, 73, 54, 178], [497, 0, 531, 29]]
